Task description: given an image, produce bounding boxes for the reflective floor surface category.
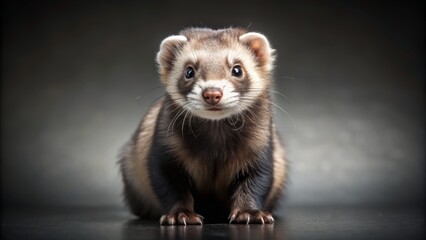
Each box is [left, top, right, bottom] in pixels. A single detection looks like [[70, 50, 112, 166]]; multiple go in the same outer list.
[[2, 206, 424, 240]]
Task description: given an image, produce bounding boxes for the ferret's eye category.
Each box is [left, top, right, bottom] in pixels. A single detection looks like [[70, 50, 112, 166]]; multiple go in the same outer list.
[[184, 67, 195, 79], [231, 65, 243, 78]]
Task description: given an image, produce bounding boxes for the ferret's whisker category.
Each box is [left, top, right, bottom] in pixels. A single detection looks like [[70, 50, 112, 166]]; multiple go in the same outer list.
[[268, 101, 297, 129], [181, 104, 194, 137], [144, 85, 164, 93], [188, 105, 196, 137], [167, 103, 190, 136]]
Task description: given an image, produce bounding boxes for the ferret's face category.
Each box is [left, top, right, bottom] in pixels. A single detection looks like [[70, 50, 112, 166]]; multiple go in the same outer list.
[[157, 28, 275, 120]]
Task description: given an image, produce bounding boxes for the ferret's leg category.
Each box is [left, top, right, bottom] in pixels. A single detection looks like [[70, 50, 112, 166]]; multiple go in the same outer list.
[[149, 156, 203, 225], [228, 157, 275, 224]]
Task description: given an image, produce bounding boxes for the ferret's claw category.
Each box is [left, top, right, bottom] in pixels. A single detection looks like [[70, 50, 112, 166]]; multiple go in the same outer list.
[[160, 215, 166, 225], [229, 214, 236, 223]]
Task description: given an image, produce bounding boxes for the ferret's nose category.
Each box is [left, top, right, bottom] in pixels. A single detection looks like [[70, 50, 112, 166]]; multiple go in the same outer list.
[[203, 88, 222, 105]]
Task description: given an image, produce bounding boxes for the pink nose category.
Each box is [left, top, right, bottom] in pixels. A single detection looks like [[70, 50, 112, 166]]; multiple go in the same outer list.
[[203, 88, 222, 105]]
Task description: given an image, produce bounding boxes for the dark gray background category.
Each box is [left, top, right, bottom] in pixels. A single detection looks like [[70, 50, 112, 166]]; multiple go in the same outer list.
[[1, 0, 424, 211]]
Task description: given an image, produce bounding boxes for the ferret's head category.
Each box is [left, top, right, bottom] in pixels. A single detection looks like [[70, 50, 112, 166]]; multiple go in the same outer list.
[[156, 28, 275, 120]]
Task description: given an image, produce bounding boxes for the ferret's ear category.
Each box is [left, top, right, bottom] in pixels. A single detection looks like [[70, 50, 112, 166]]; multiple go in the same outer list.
[[156, 35, 188, 76], [239, 32, 275, 69]]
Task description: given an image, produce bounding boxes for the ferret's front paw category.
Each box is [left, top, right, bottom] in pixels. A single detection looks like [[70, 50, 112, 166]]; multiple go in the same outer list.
[[160, 211, 204, 225], [229, 209, 274, 224]]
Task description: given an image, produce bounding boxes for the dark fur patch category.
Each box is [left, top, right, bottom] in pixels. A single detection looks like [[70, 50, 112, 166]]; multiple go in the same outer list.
[[229, 138, 274, 209], [178, 77, 197, 98], [148, 115, 193, 212]]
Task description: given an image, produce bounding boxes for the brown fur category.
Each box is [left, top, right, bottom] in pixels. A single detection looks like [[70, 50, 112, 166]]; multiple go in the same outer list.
[[120, 27, 286, 225]]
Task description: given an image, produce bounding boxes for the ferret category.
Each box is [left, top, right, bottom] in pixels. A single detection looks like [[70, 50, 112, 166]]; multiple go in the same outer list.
[[119, 27, 286, 225]]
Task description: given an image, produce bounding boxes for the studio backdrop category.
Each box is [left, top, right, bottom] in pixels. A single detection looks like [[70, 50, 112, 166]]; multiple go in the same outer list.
[[1, 0, 424, 210]]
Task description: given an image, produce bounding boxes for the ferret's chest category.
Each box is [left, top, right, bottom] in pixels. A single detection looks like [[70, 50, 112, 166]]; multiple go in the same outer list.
[[180, 126, 250, 162], [167, 123, 256, 196], [189, 161, 236, 197], [181, 148, 252, 198]]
